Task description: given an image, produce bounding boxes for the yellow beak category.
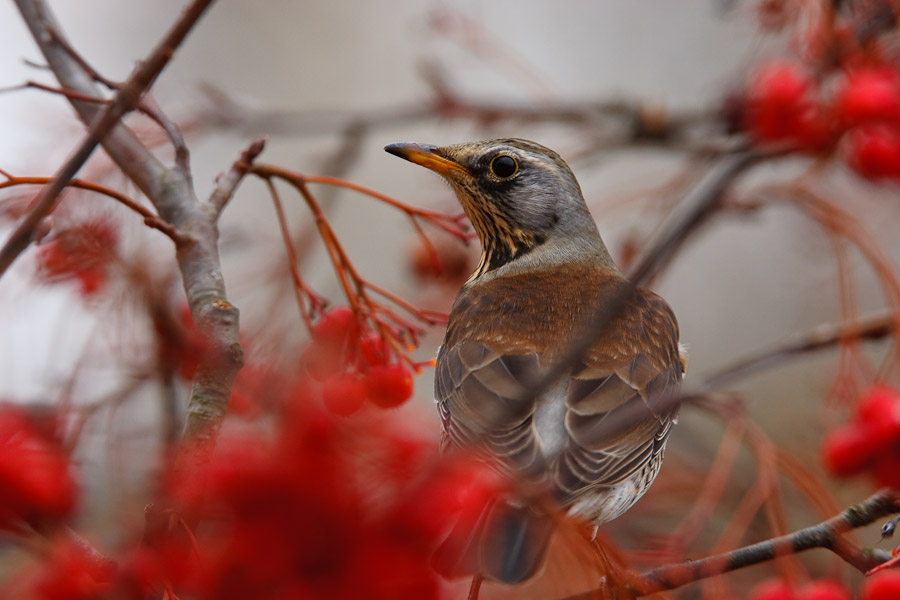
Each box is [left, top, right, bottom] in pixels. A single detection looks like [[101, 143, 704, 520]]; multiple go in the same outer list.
[[384, 142, 469, 177]]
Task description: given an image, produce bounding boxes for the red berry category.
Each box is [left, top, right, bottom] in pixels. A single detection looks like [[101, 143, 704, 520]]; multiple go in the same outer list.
[[365, 363, 414, 408], [856, 386, 900, 446], [750, 578, 796, 600], [744, 60, 815, 145], [311, 306, 358, 348], [871, 446, 900, 488], [821, 425, 875, 476], [842, 124, 900, 180], [834, 68, 900, 128], [0, 407, 75, 531], [408, 237, 472, 284], [797, 580, 850, 600], [792, 105, 834, 152], [358, 331, 391, 368], [863, 570, 900, 600], [322, 373, 368, 416], [300, 342, 343, 382]]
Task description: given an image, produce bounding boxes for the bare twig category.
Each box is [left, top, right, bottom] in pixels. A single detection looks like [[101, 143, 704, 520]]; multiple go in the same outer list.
[[207, 137, 266, 217], [700, 310, 898, 392], [0, 174, 180, 241]]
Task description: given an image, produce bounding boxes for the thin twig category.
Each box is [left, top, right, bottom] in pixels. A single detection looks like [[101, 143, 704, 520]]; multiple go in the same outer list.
[[206, 137, 266, 217], [0, 175, 180, 241], [699, 310, 897, 392], [262, 176, 314, 331]]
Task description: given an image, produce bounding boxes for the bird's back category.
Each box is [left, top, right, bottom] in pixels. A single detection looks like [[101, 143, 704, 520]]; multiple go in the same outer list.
[[434, 261, 682, 580]]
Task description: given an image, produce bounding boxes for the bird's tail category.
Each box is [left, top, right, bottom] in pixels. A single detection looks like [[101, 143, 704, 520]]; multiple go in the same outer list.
[[432, 497, 556, 584]]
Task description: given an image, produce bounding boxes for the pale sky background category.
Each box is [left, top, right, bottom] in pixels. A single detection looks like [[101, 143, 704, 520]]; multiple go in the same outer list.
[[4, 3, 900, 596], [1, 1, 899, 546]]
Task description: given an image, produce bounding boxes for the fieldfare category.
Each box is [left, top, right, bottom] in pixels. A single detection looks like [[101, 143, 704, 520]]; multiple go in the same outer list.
[[386, 139, 685, 585]]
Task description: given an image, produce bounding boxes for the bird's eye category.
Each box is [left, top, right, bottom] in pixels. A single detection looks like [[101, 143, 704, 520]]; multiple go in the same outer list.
[[489, 155, 518, 179]]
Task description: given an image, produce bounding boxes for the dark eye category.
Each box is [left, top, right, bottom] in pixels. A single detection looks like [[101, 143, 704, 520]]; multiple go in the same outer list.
[[489, 155, 518, 179]]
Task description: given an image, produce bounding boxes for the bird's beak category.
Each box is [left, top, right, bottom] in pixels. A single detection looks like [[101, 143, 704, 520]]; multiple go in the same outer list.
[[384, 142, 469, 177]]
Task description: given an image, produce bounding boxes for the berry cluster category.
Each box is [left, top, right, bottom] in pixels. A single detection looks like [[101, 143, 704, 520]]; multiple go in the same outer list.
[[742, 61, 900, 180], [301, 306, 415, 415], [3, 401, 502, 600], [821, 385, 900, 488]]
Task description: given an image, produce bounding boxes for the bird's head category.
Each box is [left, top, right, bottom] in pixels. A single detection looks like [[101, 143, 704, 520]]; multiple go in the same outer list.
[[386, 138, 610, 280]]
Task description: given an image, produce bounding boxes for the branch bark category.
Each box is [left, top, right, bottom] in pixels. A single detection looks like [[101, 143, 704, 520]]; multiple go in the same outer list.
[[14, 0, 251, 458], [3, 0, 214, 276], [561, 488, 900, 599]]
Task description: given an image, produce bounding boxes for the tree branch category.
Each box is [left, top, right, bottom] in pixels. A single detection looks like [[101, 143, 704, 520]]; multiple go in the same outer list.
[[699, 310, 898, 393], [561, 488, 900, 599], [15, 0, 246, 460], [3, 0, 215, 278], [206, 138, 266, 217]]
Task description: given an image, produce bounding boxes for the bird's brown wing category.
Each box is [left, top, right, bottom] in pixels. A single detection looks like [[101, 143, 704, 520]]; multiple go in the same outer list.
[[436, 286, 682, 500], [555, 289, 683, 514], [435, 341, 546, 477]]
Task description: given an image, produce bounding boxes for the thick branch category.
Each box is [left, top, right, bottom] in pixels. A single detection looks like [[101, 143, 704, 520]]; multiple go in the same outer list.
[[3, 0, 215, 278], [562, 489, 900, 599], [16, 0, 246, 457]]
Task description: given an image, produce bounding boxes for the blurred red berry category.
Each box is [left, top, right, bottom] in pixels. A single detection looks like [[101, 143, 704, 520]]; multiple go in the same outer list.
[[856, 385, 900, 444], [29, 537, 114, 600], [311, 306, 358, 349], [792, 105, 834, 152], [408, 237, 473, 285], [842, 124, 900, 180], [744, 61, 818, 146], [322, 372, 367, 416], [750, 578, 796, 600], [35, 219, 118, 298], [0, 405, 76, 531], [228, 364, 269, 417], [834, 68, 900, 128], [870, 446, 900, 488], [159, 405, 454, 600], [358, 331, 391, 368], [797, 580, 850, 600], [299, 341, 343, 382], [365, 363, 414, 408], [155, 304, 210, 381], [863, 570, 900, 600], [821, 424, 874, 476]]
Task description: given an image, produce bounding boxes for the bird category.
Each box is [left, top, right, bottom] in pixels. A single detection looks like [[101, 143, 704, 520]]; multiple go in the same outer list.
[[385, 139, 685, 586]]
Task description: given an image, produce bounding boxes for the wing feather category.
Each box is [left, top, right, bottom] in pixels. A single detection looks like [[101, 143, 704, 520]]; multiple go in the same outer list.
[[435, 265, 684, 518]]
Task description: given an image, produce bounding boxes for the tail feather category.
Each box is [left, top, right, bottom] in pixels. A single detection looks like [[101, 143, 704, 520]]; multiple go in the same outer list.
[[433, 499, 555, 584]]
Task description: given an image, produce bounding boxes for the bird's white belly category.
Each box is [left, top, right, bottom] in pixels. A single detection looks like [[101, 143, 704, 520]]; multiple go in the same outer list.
[[532, 382, 568, 459]]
